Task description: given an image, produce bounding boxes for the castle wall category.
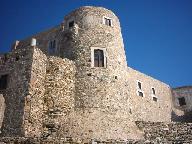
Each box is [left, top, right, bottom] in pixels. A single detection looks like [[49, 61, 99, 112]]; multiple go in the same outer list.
[[42, 57, 76, 138], [127, 67, 172, 122], [24, 47, 47, 137], [55, 6, 143, 142], [0, 5, 186, 142], [0, 47, 34, 136]]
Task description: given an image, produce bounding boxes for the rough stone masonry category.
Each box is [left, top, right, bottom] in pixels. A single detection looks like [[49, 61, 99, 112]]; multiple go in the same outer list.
[[0, 6, 191, 143]]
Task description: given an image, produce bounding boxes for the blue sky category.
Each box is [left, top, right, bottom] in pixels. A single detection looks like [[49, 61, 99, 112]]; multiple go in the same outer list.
[[0, 0, 192, 87]]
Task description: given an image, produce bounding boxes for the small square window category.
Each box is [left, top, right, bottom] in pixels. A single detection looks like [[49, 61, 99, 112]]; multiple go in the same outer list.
[[104, 17, 112, 26], [153, 97, 158, 102], [178, 97, 186, 106], [0, 74, 8, 90], [68, 21, 74, 28], [138, 91, 143, 97]]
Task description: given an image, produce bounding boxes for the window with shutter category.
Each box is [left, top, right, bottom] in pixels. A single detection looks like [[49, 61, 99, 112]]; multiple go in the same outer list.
[[94, 49, 104, 67]]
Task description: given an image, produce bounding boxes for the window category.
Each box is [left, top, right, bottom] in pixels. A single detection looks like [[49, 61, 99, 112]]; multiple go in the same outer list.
[[91, 47, 106, 68], [153, 97, 158, 102], [104, 17, 112, 26], [138, 91, 144, 97], [137, 81, 144, 97], [152, 88, 155, 95], [94, 49, 104, 67], [178, 97, 186, 106], [68, 21, 74, 28], [0, 74, 8, 90], [151, 87, 158, 102], [138, 82, 142, 90], [48, 40, 56, 54]]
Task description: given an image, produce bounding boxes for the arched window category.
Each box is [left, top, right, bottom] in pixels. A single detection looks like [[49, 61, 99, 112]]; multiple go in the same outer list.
[[94, 49, 104, 67]]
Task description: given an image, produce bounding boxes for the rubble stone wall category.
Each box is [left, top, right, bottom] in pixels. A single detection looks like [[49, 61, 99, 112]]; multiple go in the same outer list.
[[0, 94, 5, 132], [0, 47, 34, 136], [42, 57, 76, 139], [136, 121, 192, 143], [24, 47, 47, 137], [1, 121, 192, 143]]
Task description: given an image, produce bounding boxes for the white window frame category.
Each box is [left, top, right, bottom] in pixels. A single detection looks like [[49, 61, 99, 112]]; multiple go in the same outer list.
[[103, 16, 113, 27], [136, 80, 144, 97], [91, 47, 107, 68]]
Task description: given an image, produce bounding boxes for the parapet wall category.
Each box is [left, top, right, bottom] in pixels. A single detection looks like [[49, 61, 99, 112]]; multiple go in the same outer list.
[[14, 26, 60, 55]]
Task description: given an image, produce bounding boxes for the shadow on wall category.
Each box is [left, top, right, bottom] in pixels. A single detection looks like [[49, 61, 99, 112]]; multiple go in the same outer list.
[[171, 110, 192, 123]]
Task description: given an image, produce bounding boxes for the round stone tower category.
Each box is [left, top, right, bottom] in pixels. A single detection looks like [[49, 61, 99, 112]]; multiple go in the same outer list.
[[58, 6, 139, 142]]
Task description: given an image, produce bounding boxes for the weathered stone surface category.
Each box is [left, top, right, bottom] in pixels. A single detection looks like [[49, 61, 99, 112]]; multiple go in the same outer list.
[[127, 67, 172, 122], [0, 94, 5, 133], [136, 121, 192, 143], [172, 86, 192, 122], [0, 5, 191, 143], [24, 47, 47, 137], [0, 47, 34, 136], [42, 57, 76, 139]]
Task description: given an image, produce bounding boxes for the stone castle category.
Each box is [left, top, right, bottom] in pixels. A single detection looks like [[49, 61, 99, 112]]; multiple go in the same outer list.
[[0, 6, 192, 143]]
